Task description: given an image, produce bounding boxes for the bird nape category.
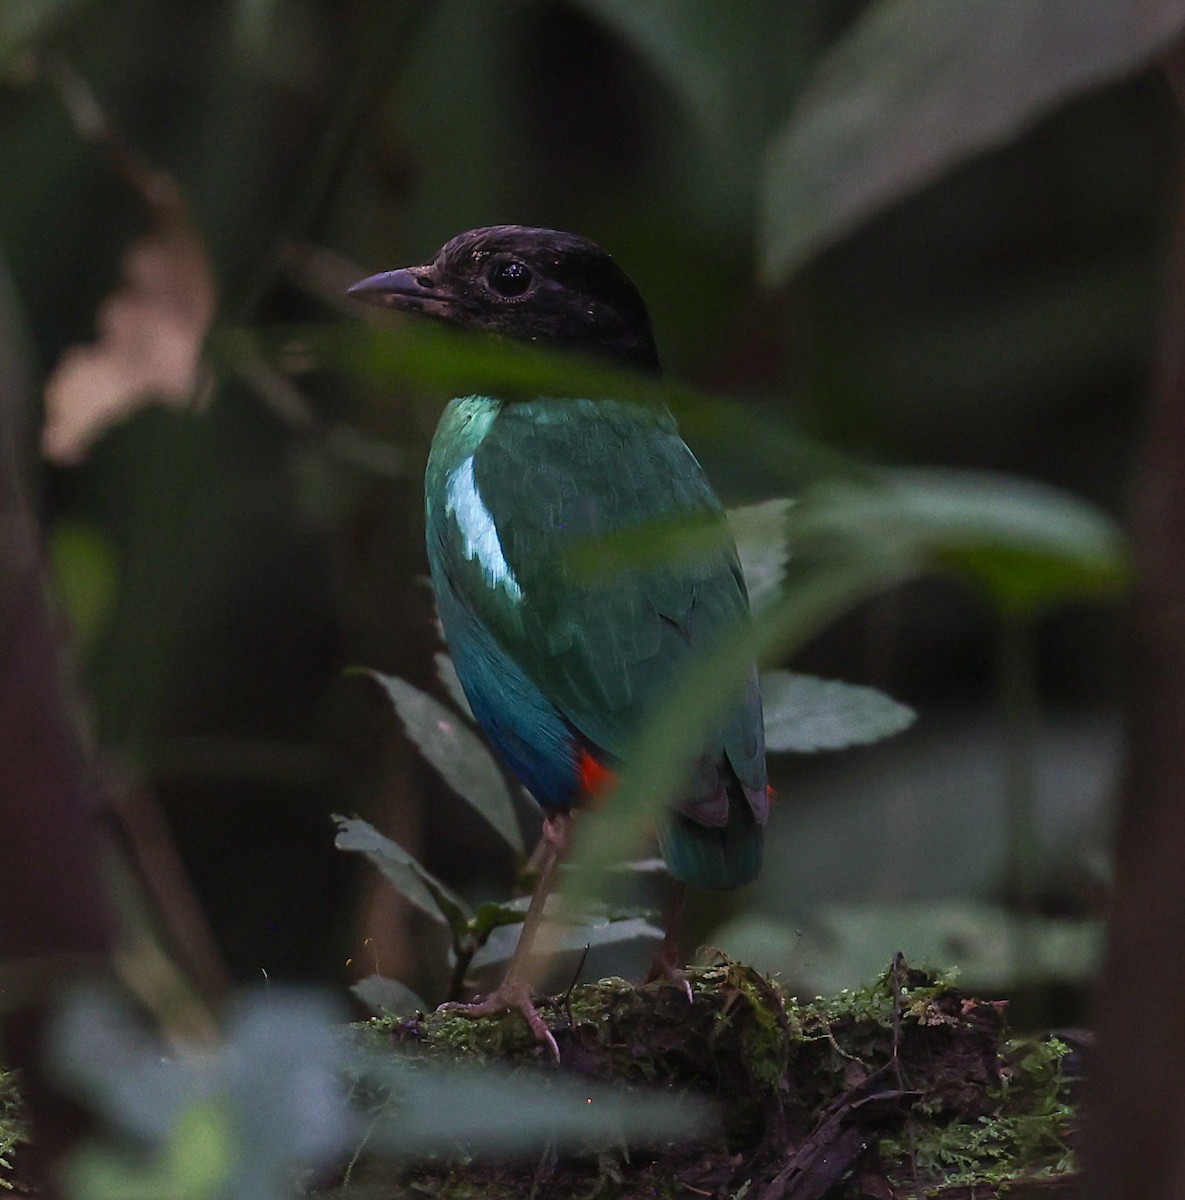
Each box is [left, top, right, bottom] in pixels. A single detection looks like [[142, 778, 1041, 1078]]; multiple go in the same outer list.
[[350, 225, 769, 1057]]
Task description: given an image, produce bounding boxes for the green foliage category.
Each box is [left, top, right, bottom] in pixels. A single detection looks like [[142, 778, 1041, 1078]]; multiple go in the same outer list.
[[350, 974, 426, 1018], [727, 498, 794, 612], [48, 520, 119, 654], [334, 814, 470, 937], [716, 901, 1103, 998], [760, 0, 1185, 281], [359, 670, 525, 855], [761, 669, 916, 752], [884, 1037, 1076, 1188], [45, 986, 706, 1200], [50, 989, 349, 1200], [790, 467, 1129, 613], [0, 0, 90, 69], [334, 815, 660, 1003]]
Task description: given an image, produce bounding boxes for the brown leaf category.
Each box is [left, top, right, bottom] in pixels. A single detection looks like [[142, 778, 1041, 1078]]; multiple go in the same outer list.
[[42, 177, 215, 464]]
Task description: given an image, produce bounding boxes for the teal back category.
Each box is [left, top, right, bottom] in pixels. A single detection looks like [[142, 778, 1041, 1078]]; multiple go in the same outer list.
[[425, 394, 768, 888]]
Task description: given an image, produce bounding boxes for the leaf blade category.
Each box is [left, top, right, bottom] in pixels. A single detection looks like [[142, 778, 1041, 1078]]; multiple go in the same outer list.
[[728, 498, 795, 612], [760, 670, 915, 753], [761, 0, 1185, 281], [367, 671, 524, 855], [333, 815, 472, 934]]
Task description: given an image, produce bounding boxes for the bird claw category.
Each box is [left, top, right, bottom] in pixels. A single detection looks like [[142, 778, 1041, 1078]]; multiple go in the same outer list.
[[644, 955, 694, 1003], [439, 979, 560, 1061]]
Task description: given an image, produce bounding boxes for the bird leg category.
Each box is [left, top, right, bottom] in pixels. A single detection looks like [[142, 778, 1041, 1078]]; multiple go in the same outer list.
[[439, 810, 572, 1058], [645, 881, 694, 1001]]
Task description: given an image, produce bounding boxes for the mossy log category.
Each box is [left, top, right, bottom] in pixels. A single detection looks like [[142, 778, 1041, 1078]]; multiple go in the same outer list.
[[333, 960, 1078, 1199]]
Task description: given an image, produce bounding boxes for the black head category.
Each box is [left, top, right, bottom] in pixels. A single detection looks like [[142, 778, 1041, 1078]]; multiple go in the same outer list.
[[348, 225, 661, 375]]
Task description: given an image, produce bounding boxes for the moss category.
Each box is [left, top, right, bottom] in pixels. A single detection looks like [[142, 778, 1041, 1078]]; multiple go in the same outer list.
[[337, 960, 1077, 1198], [0, 1067, 29, 1192], [884, 1036, 1075, 1192]]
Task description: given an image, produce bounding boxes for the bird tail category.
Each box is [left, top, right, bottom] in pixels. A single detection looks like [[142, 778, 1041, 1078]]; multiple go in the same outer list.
[[657, 780, 764, 890]]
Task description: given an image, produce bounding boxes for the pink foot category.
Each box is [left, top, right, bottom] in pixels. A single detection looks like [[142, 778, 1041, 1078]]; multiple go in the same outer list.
[[644, 952, 694, 1003], [439, 978, 560, 1060]]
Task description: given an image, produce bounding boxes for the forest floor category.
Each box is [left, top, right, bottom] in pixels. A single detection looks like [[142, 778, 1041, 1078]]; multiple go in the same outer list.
[[327, 959, 1079, 1200]]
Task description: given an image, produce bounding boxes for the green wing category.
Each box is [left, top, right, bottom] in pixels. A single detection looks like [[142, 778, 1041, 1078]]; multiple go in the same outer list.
[[469, 397, 766, 814]]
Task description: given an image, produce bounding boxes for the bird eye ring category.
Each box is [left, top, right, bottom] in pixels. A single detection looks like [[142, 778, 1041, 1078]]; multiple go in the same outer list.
[[488, 260, 533, 298]]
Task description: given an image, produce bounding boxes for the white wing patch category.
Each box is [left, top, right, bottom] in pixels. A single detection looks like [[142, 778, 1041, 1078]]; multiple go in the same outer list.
[[446, 456, 524, 601]]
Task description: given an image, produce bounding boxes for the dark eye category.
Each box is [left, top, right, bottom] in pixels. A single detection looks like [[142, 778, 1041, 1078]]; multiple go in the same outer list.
[[488, 260, 533, 298]]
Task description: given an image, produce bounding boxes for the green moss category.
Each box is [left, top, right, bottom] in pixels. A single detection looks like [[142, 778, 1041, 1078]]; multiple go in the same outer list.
[[885, 1037, 1075, 1191], [345, 960, 1077, 1198], [0, 1067, 29, 1191]]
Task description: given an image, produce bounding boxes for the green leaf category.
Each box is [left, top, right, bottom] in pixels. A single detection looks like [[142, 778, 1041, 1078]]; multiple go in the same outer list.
[[470, 916, 663, 971], [565, 508, 731, 581], [728, 498, 795, 612], [713, 901, 1102, 996], [760, 0, 1185, 282], [49, 519, 119, 652], [565, 466, 1120, 892], [65, 1101, 235, 1200], [248, 323, 849, 489], [792, 468, 1129, 612], [566, 551, 913, 900], [0, 0, 90, 69], [468, 899, 529, 941], [350, 975, 426, 1018], [761, 670, 915, 753], [364, 671, 524, 855], [333, 815, 472, 937], [573, 0, 731, 144]]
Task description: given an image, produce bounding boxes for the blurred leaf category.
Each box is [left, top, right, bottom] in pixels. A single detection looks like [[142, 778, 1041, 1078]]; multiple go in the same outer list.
[[273, 321, 849, 487], [495, 469, 1115, 895], [434, 650, 474, 720], [51, 986, 706, 1193], [471, 914, 663, 971], [567, 551, 912, 901], [360, 1057, 711, 1157], [41, 64, 215, 463], [51, 988, 350, 1200], [49, 519, 119, 651], [364, 671, 524, 855], [761, 670, 915, 753], [67, 1100, 234, 1200], [574, 0, 731, 143], [793, 468, 1129, 612], [0, 0, 90, 68], [566, 508, 729, 581], [717, 901, 1103, 996], [469, 898, 528, 941], [761, 0, 1185, 282], [729, 498, 795, 612], [334, 815, 472, 936], [351, 975, 426, 1018]]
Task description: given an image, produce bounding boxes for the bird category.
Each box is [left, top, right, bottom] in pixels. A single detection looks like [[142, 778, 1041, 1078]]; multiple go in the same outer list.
[[349, 226, 768, 1054]]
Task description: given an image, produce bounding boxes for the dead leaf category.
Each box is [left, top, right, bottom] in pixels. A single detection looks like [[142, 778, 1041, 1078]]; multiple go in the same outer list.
[[42, 181, 215, 464], [40, 60, 216, 465]]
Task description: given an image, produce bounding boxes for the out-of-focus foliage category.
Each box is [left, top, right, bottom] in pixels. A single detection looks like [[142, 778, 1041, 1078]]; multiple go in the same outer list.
[[45, 987, 706, 1198], [760, 0, 1185, 280], [761, 670, 916, 752]]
